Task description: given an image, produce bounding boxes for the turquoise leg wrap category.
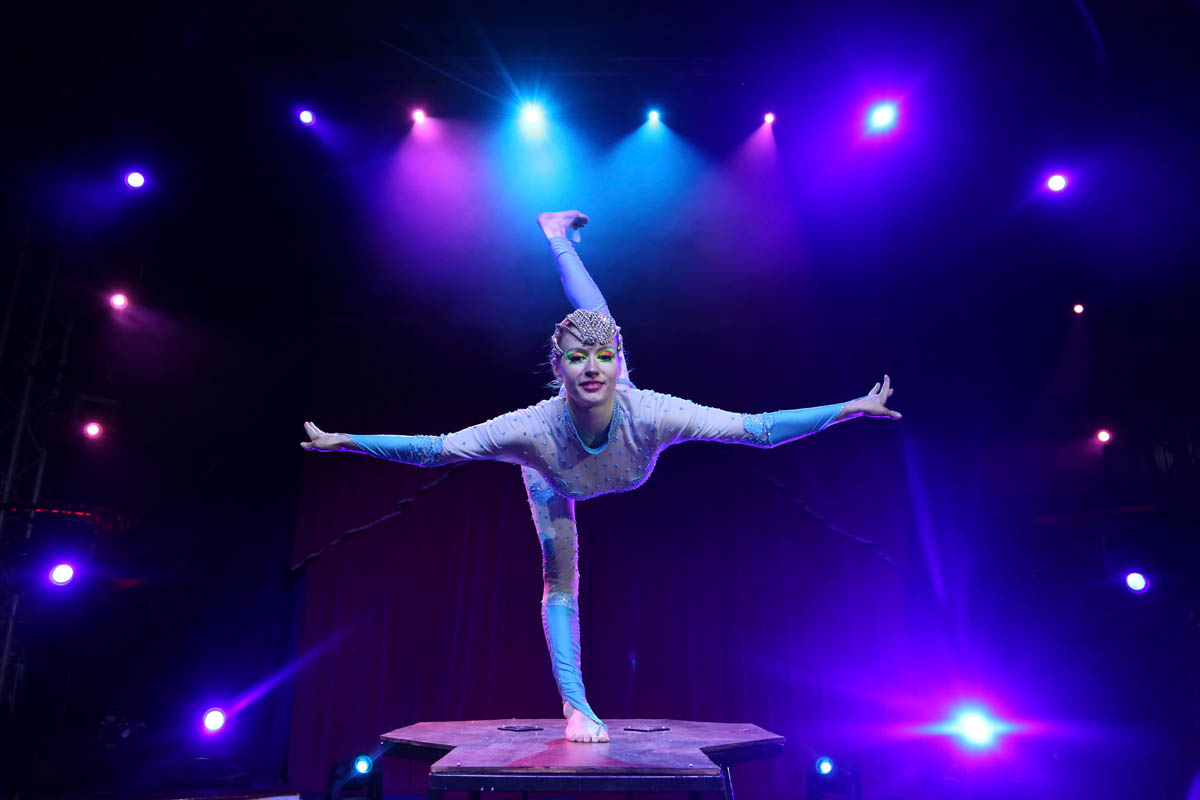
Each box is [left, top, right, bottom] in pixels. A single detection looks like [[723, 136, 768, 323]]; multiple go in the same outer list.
[[541, 599, 605, 729]]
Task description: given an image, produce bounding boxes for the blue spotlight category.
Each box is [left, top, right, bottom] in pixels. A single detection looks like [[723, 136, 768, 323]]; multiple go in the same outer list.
[[125, 171, 145, 189], [298, 109, 315, 126], [521, 103, 545, 125], [49, 563, 75, 585], [867, 102, 898, 132], [1125, 572, 1148, 593], [816, 756, 834, 775], [203, 708, 226, 733], [353, 755, 373, 774], [1047, 174, 1067, 191], [648, 109, 660, 123]]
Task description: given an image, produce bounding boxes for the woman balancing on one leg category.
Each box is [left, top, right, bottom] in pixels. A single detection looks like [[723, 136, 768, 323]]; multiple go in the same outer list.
[[301, 210, 902, 743]]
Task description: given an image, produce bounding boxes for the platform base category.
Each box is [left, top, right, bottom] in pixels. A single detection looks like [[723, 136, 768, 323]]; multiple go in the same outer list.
[[381, 718, 782, 798]]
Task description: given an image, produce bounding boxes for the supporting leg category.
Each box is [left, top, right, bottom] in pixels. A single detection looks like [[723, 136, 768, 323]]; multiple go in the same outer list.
[[521, 467, 607, 739], [722, 764, 735, 800]]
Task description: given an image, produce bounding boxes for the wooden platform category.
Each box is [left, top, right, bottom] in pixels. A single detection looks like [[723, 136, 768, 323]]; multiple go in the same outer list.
[[381, 718, 783, 798]]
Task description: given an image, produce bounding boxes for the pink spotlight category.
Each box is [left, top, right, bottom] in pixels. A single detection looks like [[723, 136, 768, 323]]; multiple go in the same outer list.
[[1047, 174, 1067, 192], [49, 564, 75, 586], [125, 172, 145, 189], [84, 422, 103, 439], [203, 708, 226, 733], [764, 112, 776, 124], [412, 109, 427, 124], [1096, 429, 1112, 444], [110, 293, 129, 310], [1073, 303, 1084, 315]]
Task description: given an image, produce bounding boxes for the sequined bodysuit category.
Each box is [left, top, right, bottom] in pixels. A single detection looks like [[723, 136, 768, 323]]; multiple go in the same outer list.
[[345, 236, 850, 731]]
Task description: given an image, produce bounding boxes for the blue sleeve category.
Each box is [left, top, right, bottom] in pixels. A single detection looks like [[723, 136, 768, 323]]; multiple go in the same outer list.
[[347, 407, 545, 468], [348, 434, 447, 466], [548, 237, 608, 314], [649, 390, 850, 449], [755, 404, 850, 446]]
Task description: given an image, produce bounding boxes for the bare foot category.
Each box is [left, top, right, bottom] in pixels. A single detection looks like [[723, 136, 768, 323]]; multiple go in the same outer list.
[[537, 210, 589, 240], [562, 700, 609, 743]]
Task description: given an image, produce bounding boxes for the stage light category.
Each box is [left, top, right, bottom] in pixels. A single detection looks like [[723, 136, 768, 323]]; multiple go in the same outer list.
[[49, 564, 74, 586], [412, 108, 427, 124], [521, 104, 545, 125], [125, 172, 145, 189], [110, 293, 128, 310], [1073, 303, 1084, 314], [298, 110, 315, 126], [1047, 174, 1067, 192], [1126, 572, 1148, 593], [83, 422, 103, 439], [952, 708, 999, 747], [764, 112, 776, 124], [203, 708, 226, 733], [648, 110, 660, 123], [1096, 429, 1111, 444], [867, 102, 898, 132], [816, 756, 834, 775], [354, 755, 373, 774]]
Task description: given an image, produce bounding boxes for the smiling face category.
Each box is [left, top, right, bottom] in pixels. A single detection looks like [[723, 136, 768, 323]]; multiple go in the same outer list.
[[552, 327, 620, 410]]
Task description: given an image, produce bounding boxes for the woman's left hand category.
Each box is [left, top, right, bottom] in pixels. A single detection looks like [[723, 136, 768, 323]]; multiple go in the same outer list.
[[851, 374, 902, 420]]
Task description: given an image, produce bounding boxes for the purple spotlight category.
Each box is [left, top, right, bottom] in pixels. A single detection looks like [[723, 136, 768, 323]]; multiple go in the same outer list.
[[764, 112, 776, 124], [84, 422, 103, 439], [1125, 572, 1148, 593], [49, 564, 74, 586], [125, 172, 145, 189], [867, 102, 898, 132], [1047, 174, 1067, 192], [298, 109, 315, 126], [412, 109, 427, 124], [203, 708, 226, 733], [110, 292, 129, 310], [952, 708, 1001, 748], [1096, 429, 1111, 444]]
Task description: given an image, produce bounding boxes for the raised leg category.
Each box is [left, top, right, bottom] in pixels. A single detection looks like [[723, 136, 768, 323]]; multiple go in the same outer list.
[[520, 466, 609, 743]]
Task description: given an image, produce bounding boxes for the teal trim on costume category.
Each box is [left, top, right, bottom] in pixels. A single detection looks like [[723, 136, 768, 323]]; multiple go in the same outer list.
[[759, 402, 848, 446], [541, 600, 605, 729], [348, 434, 444, 466]]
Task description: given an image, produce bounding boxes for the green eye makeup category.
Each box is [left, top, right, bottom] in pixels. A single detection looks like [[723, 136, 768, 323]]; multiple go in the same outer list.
[[565, 349, 616, 365]]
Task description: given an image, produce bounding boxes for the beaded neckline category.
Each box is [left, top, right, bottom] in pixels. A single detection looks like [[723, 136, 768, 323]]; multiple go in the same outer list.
[[560, 397, 624, 454]]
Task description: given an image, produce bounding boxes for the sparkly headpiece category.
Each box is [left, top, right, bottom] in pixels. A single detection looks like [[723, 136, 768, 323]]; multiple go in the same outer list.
[[550, 308, 622, 359]]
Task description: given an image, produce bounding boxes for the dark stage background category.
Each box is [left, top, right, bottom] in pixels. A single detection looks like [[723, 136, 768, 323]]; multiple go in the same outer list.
[[4, 1, 1200, 798]]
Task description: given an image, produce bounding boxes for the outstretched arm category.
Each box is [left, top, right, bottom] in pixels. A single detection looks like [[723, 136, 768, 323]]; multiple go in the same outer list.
[[300, 408, 544, 468], [652, 375, 901, 450]]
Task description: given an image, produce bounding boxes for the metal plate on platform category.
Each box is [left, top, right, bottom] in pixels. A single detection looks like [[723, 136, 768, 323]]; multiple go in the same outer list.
[[380, 718, 783, 777]]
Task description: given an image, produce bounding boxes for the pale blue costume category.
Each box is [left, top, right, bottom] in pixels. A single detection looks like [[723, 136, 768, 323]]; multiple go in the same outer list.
[[347, 237, 851, 733]]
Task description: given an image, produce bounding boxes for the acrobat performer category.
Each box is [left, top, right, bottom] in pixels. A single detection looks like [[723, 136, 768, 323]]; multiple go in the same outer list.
[[301, 211, 901, 743]]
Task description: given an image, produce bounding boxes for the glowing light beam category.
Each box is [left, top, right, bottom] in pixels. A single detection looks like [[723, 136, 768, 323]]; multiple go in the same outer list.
[[203, 708, 226, 733], [1125, 572, 1148, 593], [49, 564, 75, 585]]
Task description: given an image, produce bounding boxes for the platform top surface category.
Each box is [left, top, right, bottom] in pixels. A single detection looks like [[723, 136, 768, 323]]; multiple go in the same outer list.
[[380, 718, 783, 775]]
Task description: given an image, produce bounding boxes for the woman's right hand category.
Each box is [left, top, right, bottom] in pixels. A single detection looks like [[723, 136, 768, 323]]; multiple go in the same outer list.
[[300, 421, 348, 452]]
